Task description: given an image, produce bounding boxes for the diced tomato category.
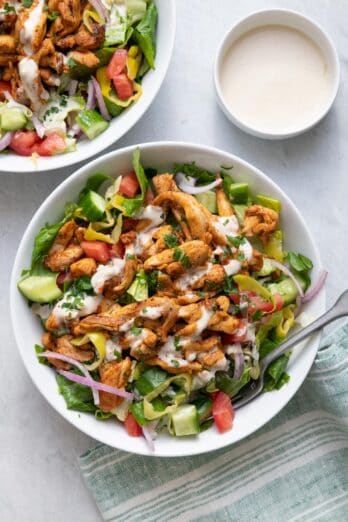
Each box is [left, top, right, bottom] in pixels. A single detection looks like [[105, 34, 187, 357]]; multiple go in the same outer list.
[[0, 80, 11, 99], [273, 293, 284, 311], [124, 413, 142, 437], [33, 132, 66, 157], [57, 271, 73, 289], [123, 217, 138, 231], [119, 171, 140, 198], [212, 391, 235, 433], [229, 292, 240, 305], [10, 131, 40, 156], [241, 291, 273, 314], [222, 320, 247, 344], [113, 73, 134, 100], [145, 187, 154, 204], [81, 240, 111, 263], [106, 49, 128, 80], [110, 240, 125, 259]]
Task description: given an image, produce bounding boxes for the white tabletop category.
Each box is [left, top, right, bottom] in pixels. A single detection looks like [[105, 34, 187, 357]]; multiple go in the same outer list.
[[1, 0, 347, 520]]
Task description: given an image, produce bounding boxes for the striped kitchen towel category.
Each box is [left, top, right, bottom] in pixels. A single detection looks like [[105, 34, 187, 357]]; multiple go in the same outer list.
[[79, 323, 348, 522]]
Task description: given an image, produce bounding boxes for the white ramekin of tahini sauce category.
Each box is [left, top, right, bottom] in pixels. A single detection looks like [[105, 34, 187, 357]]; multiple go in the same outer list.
[[214, 9, 340, 139]]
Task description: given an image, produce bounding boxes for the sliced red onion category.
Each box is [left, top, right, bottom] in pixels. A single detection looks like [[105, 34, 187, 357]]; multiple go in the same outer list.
[[58, 369, 134, 399], [175, 173, 222, 194], [0, 131, 13, 151], [89, 0, 108, 22], [32, 115, 45, 138], [271, 260, 304, 298], [92, 76, 111, 121], [302, 270, 328, 303], [38, 351, 100, 405], [233, 351, 244, 380], [86, 79, 96, 110], [68, 79, 78, 96], [142, 425, 155, 452]]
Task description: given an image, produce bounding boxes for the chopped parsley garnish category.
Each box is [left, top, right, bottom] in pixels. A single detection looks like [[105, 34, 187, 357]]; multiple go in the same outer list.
[[163, 233, 179, 249], [236, 252, 245, 262], [227, 235, 245, 248], [222, 275, 236, 294], [3, 3, 15, 13], [251, 310, 263, 321], [173, 247, 191, 268], [130, 326, 142, 336], [142, 307, 148, 314], [60, 95, 68, 107], [67, 58, 77, 68], [206, 280, 218, 290], [43, 106, 59, 121], [113, 350, 121, 361], [60, 276, 93, 311], [126, 253, 135, 260], [47, 10, 59, 20], [223, 219, 229, 226], [196, 290, 206, 298], [74, 276, 93, 293], [223, 244, 233, 257], [171, 359, 180, 368], [22, 0, 33, 7], [174, 336, 181, 351]]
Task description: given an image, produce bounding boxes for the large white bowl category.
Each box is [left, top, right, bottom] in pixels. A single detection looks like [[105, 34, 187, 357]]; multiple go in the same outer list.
[[10, 142, 325, 456], [1, 1, 175, 173]]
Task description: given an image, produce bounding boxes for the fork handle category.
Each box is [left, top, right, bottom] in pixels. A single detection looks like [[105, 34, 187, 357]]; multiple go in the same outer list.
[[261, 290, 348, 369]]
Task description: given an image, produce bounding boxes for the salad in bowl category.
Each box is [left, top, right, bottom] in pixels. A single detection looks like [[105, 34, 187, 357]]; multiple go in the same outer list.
[[17, 147, 319, 448], [0, 0, 165, 162]]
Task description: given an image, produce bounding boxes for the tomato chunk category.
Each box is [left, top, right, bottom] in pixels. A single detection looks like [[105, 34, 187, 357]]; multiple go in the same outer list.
[[81, 240, 111, 263], [273, 293, 284, 311], [106, 49, 128, 80], [212, 391, 235, 433], [145, 187, 154, 204], [113, 73, 134, 100], [110, 241, 125, 259], [34, 132, 66, 157], [10, 131, 40, 156], [124, 413, 142, 437], [0, 80, 11, 99], [119, 171, 140, 198]]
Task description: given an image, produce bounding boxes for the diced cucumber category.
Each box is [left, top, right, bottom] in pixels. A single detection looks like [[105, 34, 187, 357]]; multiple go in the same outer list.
[[267, 277, 298, 305], [228, 183, 249, 204], [233, 204, 247, 225], [170, 404, 199, 436], [256, 194, 281, 212], [75, 109, 109, 140], [80, 189, 106, 221], [195, 190, 217, 214], [256, 257, 275, 276], [135, 368, 168, 396], [192, 396, 213, 423], [1, 107, 27, 131], [18, 274, 62, 303]]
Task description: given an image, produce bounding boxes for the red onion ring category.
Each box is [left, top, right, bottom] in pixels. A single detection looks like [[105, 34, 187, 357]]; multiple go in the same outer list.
[[175, 173, 222, 194], [142, 425, 155, 452], [58, 369, 134, 399], [271, 259, 304, 298], [302, 270, 328, 303], [68, 79, 78, 96], [86, 79, 96, 110], [0, 131, 13, 151], [38, 351, 100, 405], [233, 351, 244, 380], [92, 76, 111, 121], [32, 115, 45, 138]]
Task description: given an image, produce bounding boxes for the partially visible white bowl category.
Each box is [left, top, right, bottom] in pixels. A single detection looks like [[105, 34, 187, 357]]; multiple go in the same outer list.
[[10, 142, 325, 456], [1, 0, 175, 173], [214, 9, 340, 139]]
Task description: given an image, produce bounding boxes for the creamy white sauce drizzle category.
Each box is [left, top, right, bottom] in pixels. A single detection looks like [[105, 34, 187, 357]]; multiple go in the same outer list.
[[139, 306, 164, 319], [193, 356, 229, 388], [223, 259, 242, 276], [175, 263, 213, 291], [91, 257, 125, 294], [52, 294, 102, 326], [214, 215, 239, 237], [18, 58, 48, 111], [158, 336, 188, 368], [119, 318, 135, 332], [20, 0, 45, 55], [194, 307, 213, 337], [128, 205, 165, 255], [105, 338, 122, 362]]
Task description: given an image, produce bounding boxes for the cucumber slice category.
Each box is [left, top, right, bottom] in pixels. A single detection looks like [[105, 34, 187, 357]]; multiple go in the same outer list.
[[267, 277, 298, 305], [18, 274, 62, 303], [256, 258, 275, 276], [233, 204, 247, 225], [256, 194, 281, 212], [228, 183, 249, 204], [75, 109, 109, 140], [170, 404, 199, 436], [195, 190, 217, 213], [1, 107, 27, 131], [80, 189, 106, 221], [192, 396, 213, 422]]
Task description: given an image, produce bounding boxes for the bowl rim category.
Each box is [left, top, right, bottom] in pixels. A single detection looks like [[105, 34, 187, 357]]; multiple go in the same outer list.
[[10, 141, 325, 456], [213, 7, 340, 140], [0, 0, 176, 173]]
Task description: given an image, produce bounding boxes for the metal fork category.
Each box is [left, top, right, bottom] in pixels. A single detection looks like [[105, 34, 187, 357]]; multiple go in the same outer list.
[[233, 289, 348, 410]]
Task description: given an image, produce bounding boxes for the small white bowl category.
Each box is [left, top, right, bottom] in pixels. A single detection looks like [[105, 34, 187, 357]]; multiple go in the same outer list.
[[214, 9, 340, 139], [0, 0, 176, 173], [10, 141, 325, 457]]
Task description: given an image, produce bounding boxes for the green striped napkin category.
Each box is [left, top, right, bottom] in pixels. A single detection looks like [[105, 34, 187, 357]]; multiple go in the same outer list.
[[79, 324, 348, 522]]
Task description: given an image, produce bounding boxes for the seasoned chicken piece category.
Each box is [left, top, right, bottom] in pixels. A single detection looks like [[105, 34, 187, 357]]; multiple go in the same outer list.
[[104, 259, 138, 299], [42, 332, 70, 369], [154, 191, 212, 243], [178, 303, 203, 322], [208, 311, 240, 334], [216, 188, 234, 217], [56, 23, 105, 51], [74, 302, 140, 334], [70, 257, 97, 278], [98, 299, 120, 315], [145, 225, 176, 257], [99, 358, 132, 412], [0, 54, 18, 66], [146, 357, 202, 375], [152, 173, 179, 194], [183, 336, 221, 355], [192, 264, 225, 290], [44, 220, 83, 272], [67, 50, 99, 68], [0, 35, 15, 54], [15, 6, 47, 55], [125, 328, 158, 359], [39, 68, 61, 87], [248, 248, 264, 273], [0, 9, 17, 33], [50, 0, 82, 37], [74, 226, 87, 243], [56, 334, 94, 360], [198, 348, 226, 368], [144, 240, 210, 272], [243, 205, 279, 243]]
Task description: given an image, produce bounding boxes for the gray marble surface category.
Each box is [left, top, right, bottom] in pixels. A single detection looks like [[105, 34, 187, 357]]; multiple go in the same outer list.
[[1, 0, 347, 520]]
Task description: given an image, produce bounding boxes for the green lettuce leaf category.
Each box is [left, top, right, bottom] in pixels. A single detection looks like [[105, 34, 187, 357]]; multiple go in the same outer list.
[[134, 2, 157, 69], [56, 373, 96, 412], [173, 162, 216, 185], [127, 268, 148, 301]]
